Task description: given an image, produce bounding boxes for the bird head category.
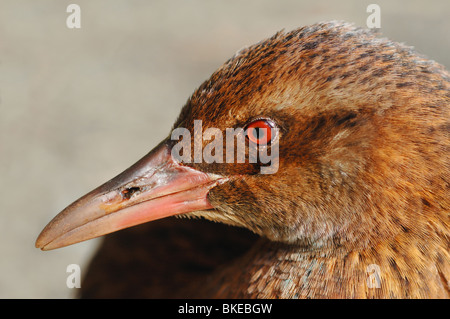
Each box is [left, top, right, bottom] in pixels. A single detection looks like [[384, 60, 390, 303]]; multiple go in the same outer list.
[[36, 22, 449, 252]]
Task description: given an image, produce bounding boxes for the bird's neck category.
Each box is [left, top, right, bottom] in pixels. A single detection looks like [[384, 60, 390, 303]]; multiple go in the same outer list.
[[202, 236, 448, 298]]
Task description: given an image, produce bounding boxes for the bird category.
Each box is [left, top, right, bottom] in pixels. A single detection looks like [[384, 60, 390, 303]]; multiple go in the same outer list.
[[36, 21, 449, 299]]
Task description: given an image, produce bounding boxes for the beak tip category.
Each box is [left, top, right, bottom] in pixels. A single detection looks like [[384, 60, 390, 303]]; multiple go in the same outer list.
[[35, 235, 46, 250], [35, 238, 59, 251], [35, 227, 54, 250]]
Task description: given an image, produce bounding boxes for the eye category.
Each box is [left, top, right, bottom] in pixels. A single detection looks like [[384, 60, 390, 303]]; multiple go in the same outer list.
[[245, 119, 275, 145]]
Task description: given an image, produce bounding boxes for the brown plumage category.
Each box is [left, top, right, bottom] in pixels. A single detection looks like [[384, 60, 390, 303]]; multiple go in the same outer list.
[[37, 21, 449, 298]]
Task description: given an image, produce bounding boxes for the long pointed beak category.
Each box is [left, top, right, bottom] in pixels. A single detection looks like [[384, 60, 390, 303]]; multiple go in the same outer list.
[[36, 140, 224, 250]]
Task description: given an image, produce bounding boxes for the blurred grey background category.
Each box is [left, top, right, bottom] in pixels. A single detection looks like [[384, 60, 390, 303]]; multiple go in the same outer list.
[[0, 0, 448, 298]]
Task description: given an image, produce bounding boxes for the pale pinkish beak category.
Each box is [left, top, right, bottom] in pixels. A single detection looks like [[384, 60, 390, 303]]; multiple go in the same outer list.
[[36, 141, 223, 250]]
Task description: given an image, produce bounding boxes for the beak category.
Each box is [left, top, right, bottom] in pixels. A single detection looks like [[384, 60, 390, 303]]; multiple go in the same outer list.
[[36, 140, 223, 250]]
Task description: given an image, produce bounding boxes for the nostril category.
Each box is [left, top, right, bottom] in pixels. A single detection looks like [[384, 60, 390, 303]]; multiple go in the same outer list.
[[121, 187, 141, 200]]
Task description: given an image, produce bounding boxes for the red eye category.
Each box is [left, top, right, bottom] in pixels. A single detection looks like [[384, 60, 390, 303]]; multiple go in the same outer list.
[[245, 119, 275, 145]]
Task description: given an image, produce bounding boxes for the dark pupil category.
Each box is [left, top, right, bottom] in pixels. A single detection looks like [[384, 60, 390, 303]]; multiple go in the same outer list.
[[252, 127, 265, 140]]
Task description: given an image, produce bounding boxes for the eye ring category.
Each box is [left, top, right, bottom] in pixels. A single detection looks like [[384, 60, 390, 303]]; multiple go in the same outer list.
[[245, 118, 276, 145]]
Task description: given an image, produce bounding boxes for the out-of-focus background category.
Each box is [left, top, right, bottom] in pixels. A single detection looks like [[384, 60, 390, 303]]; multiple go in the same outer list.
[[0, 0, 448, 298]]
